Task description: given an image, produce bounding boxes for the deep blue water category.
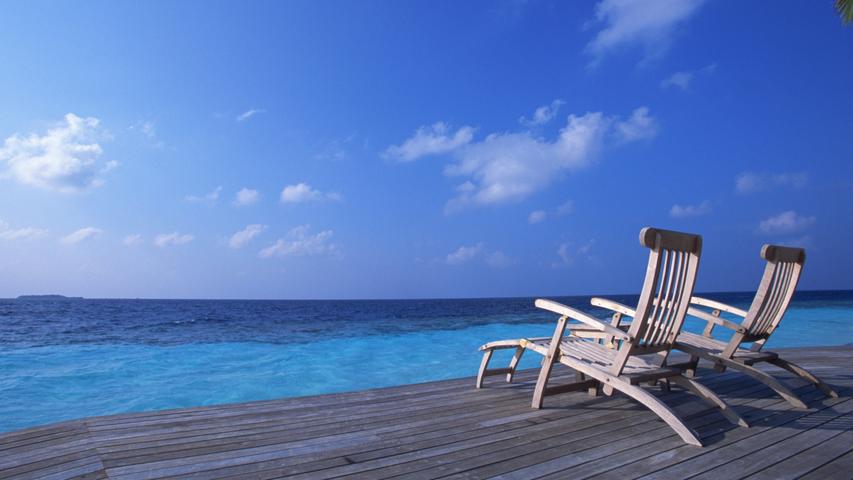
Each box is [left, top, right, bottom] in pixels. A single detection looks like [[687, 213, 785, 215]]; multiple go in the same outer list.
[[1, 291, 851, 433]]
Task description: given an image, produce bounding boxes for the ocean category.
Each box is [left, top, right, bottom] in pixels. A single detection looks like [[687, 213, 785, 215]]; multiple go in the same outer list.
[[1, 290, 851, 433]]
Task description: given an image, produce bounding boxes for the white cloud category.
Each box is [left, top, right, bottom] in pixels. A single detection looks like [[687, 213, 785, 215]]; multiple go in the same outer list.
[[526, 200, 574, 224], [280, 182, 341, 203], [259, 225, 339, 258], [661, 71, 693, 90], [556, 200, 574, 216], [129, 120, 164, 148], [61, 227, 102, 245], [444, 107, 656, 211], [444, 243, 511, 267], [446, 243, 484, 265], [315, 135, 360, 162], [123, 234, 143, 246], [758, 211, 815, 234], [383, 122, 475, 162], [519, 100, 565, 127], [233, 188, 260, 206], [736, 172, 807, 194], [154, 232, 194, 247], [485, 250, 514, 268], [661, 64, 716, 91], [0, 113, 114, 193], [0, 223, 47, 241], [585, 0, 706, 66], [528, 210, 547, 224], [669, 200, 712, 218], [236, 109, 265, 122], [229, 224, 267, 249], [552, 240, 596, 268], [554, 242, 574, 268], [613, 107, 658, 143], [186, 186, 222, 206]]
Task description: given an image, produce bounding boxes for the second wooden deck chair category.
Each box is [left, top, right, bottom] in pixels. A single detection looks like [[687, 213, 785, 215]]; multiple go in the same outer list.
[[477, 227, 747, 446], [675, 245, 839, 408], [589, 245, 838, 409]]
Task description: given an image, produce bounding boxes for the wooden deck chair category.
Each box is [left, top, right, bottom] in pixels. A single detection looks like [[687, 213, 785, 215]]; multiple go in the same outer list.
[[477, 227, 747, 446], [676, 245, 839, 408], [589, 245, 838, 409]]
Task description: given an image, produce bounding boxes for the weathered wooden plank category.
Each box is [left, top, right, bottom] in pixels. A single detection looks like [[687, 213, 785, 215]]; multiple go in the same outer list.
[[638, 398, 853, 480], [588, 391, 847, 480], [536, 386, 835, 479], [688, 411, 853, 480], [744, 428, 853, 480], [441, 384, 821, 480], [798, 449, 853, 480]]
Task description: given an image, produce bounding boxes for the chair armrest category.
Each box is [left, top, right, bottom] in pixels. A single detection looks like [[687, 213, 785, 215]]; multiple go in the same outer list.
[[690, 296, 748, 318], [535, 298, 632, 341], [687, 306, 747, 334], [590, 297, 636, 318]]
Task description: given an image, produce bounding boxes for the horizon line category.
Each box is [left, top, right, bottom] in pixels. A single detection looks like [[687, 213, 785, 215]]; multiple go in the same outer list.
[[7, 288, 852, 303]]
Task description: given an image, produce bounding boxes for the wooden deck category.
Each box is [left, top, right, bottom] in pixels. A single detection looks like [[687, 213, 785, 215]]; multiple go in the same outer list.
[[1, 345, 851, 480]]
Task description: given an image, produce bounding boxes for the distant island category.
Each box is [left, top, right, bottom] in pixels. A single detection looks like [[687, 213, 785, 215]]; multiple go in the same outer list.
[[16, 294, 84, 300]]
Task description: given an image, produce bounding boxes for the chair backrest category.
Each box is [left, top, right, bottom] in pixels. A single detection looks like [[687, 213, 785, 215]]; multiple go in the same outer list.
[[741, 245, 805, 340], [611, 227, 703, 375]]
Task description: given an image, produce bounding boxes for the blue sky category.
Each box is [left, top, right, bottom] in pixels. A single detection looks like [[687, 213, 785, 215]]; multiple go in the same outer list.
[[0, 0, 851, 299]]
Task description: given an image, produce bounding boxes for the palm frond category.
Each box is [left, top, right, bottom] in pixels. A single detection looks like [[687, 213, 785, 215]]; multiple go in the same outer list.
[[837, 0, 853, 25]]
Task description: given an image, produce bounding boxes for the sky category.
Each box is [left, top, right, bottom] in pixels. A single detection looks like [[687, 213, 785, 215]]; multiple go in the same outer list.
[[0, 0, 852, 299]]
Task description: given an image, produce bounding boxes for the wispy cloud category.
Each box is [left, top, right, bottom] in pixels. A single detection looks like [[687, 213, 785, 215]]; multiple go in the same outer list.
[[556, 200, 574, 216], [661, 63, 716, 90], [61, 227, 102, 245], [233, 187, 260, 206], [446, 243, 484, 265], [0, 113, 115, 193], [0, 221, 47, 241], [236, 108, 265, 122], [442, 107, 656, 211], [280, 182, 341, 203], [758, 211, 815, 234], [736, 172, 807, 194], [382, 122, 475, 162], [123, 234, 143, 247], [154, 232, 194, 247], [186, 186, 222, 206], [528, 210, 547, 224], [315, 135, 361, 162], [129, 120, 164, 148], [584, 0, 706, 67], [552, 239, 596, 268], [444, 243, 513, 268], [519, 100, 565, 127], [229, 224, 267, 249], [259, 225, 339, 258], [669, 200, 712, 218]]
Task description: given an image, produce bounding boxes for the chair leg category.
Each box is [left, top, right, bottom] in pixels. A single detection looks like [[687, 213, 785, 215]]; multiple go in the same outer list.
[[506, 346, 525, 383], [532, 352, 557, 409], [669, 375, 749, 427], [723, 360, 808, 409], [767, 358, 839, 398], [476, 349, 494, 389], [615, 380, 703, 446], [684, 356, 699, 378]]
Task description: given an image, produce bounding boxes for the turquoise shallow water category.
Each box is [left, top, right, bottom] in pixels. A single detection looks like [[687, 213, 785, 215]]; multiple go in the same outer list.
[[1, 291, 851, 433]]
